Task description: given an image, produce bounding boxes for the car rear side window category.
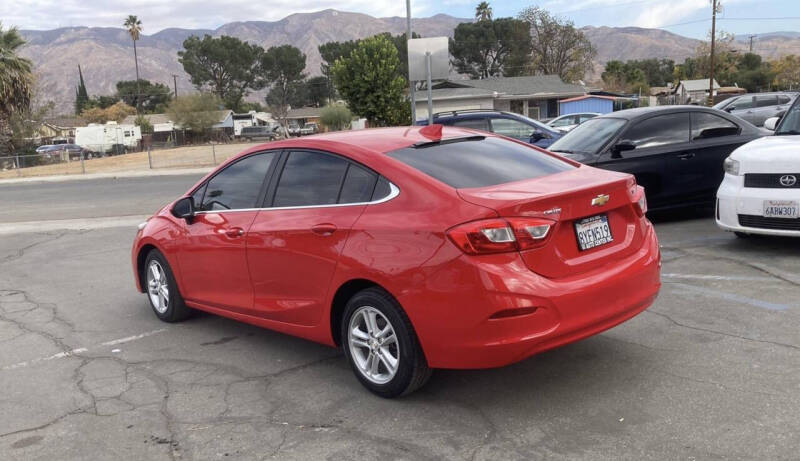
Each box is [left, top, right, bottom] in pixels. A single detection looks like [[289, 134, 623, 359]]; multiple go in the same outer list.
[[198, 152, 276, 211], [625, 113, 690, 148], [273, 151, 349, 207], [387, 137, 574, 189], [338, 163, 378, 204], [756, 96, 778, 108], [451, 118, 490, 131], [692, 112, 740, 139]]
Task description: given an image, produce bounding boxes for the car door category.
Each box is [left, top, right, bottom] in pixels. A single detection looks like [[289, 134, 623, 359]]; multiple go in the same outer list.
[[686, 111, 748, 202], [596, 112, 691, 209], [246, 150, 385, 326], [177, 151, 278, 313], [727, 96, 756, 124]]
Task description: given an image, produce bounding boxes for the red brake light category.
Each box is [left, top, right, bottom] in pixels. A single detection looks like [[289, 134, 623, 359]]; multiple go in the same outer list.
[[447, 217, 555, 255]]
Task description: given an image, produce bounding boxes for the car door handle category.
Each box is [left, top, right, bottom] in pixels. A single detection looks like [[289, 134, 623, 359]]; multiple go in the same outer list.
[[677, 153, 695, 160], [224, 227, 245, 237], [311, 223, 337, 236]]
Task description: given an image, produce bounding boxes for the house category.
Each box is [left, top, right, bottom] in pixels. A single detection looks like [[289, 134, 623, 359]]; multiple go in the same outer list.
[[414, 75, 586, 120], [558, 95, 615, 115], [286, 107, 323, 127], [35, 117, 87, 143], [673, 79, 720, 104]]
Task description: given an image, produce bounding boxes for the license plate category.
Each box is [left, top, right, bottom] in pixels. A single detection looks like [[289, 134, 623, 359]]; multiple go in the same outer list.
[[575, 215, 613, 251], [763, 200, 798, 219]]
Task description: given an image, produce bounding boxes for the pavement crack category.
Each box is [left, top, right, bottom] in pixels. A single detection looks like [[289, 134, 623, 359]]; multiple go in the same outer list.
[[645, 309, 800, 351]]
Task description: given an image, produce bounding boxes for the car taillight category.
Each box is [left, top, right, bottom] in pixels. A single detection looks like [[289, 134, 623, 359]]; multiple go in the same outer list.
[[447, 217, 554, 255], [632, 185, 647, 216]]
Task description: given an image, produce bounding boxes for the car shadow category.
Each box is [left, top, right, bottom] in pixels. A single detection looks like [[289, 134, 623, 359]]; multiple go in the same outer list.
[[646, 205, 715, 224]]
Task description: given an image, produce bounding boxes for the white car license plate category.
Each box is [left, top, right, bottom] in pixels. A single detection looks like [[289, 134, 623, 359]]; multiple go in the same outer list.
[[763, 200, 799, 219], [575, 215, 613, 251]]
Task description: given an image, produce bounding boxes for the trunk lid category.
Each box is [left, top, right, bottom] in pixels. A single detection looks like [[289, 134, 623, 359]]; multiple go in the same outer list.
[[457, 166, 645, 278]]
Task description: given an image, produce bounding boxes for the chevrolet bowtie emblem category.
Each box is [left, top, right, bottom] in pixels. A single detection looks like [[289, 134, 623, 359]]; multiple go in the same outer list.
[[591, 194, 610, 207]]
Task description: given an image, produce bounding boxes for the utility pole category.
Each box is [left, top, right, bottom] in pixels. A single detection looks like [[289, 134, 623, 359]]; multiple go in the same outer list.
[[172, 74, 178, 99], [748, 35, 756, 53], [708, 0, 718, 107], [406, 0, 416, 123]]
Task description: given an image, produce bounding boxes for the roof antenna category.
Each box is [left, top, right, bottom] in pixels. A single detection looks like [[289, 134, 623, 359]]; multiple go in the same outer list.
[[419, 124, 442, 140]]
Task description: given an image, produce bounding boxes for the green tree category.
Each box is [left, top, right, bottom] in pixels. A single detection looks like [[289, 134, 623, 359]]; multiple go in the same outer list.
[[518, 6, 596, 82], [178, 35, 265, 111], [74, 65, 90, 115], [123, 15, 143, 112], [332, 34, 409, 127], [261, 45, 306, 124], [320, 104, 352, 131], [772, 55, 800, 90], [732, 53, 773, 92], [306, 76, 330, 107], [0, 23, 34, 152], [450, 18, 532, 78], [601, 60, 626, 90], [81, 101, 136, 124], [115, 79, 171, 113], [88, 95, 120, 109], [319, 40, 360, 100], [134, 114, 153, 134], [167, 93, 223, 135], [475, 1, 493, 21]]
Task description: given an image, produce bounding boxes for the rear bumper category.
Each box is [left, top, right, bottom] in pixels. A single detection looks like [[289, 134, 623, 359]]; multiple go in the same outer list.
[[402, 223, 661, 369], [717, 174, 800, 237]]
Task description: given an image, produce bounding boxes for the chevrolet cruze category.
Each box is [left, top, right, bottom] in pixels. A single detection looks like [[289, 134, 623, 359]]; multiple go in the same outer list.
[[132, 125, 661, 397]]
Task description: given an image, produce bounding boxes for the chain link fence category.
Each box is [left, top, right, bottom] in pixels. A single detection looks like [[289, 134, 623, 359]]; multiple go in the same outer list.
[[0, 140, 265, 179]]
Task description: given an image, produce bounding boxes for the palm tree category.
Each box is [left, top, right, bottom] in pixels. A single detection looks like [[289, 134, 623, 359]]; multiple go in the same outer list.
[[475, 2, 492, 21], [123, 15, 142, 112], [0, 23, 33, 151]]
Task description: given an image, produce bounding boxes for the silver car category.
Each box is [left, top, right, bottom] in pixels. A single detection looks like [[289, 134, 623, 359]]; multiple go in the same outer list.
[[714, 92, 797, 127]]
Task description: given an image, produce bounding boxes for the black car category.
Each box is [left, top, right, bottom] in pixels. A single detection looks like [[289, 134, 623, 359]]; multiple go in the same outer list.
[[549, 106, 763, 210]]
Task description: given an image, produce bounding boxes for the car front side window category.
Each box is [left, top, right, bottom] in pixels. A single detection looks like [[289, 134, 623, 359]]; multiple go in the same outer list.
[[625, 113, 691, 149], [197, 152, 276, 211]]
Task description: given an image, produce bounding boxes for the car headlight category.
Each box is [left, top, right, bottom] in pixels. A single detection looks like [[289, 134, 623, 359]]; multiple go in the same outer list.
[[724, 157, 740, 176]]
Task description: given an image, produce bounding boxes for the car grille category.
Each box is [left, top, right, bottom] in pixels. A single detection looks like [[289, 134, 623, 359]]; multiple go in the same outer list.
[[744, 173, 800, 188], [738, 214, 800, 230]]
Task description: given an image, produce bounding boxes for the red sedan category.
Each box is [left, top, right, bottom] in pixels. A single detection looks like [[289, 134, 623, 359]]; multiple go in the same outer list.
[[132, 125, 661, 397]]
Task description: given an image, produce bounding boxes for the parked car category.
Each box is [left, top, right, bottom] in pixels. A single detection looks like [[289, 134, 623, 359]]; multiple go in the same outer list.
[[717, 98, 800, 237], [35, 144, 92, 160], [132, 125, 661, 397], [35, 144, 58, 154], [287, 122, 301, 137], [299, 122, 319, 136], [546, 112, 600, 133], [416, 110, 563, 148], [713, 92, 797, 127], [240, 125, 278, 142], [549, 106, 764, 210]]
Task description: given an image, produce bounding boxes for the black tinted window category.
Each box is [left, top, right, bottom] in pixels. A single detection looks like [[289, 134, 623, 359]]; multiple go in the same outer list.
[[273, 151, 348, 207], [339, 164, 378, 204], [625, 113, 690, 148], [756, 96, 778, 108], [387, 137, 573, 189], [200, 152, 275, 211], [451, 118, 490, 131], [778, 95, 792, 105], [372, 177, 392, 200], [692, 112, 740, 139]]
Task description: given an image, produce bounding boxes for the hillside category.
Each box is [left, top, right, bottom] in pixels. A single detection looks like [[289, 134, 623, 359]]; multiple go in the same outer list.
[[17, 10, 800, 112]]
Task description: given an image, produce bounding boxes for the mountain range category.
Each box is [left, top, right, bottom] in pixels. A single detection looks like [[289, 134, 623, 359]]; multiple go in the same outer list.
[[17, 9, 800, 113]]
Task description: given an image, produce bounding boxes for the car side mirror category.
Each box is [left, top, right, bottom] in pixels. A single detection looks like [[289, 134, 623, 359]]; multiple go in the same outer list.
[[764, 117, 779, 131], [530, 131, 547, 142], [611, 140, 636, 158], [171, 196, 195, 221]]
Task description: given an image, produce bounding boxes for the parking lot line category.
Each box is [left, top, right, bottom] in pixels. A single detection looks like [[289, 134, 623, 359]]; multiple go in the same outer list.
[[666, 281, 791, 311]]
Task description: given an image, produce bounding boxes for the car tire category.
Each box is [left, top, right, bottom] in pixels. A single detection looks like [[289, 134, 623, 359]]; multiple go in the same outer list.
[[143, 250, 192, 322], [341, 287, 432, 398]]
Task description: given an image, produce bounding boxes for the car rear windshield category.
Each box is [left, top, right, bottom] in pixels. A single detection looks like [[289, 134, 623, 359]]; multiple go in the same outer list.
[[386, 136, 574, 189]]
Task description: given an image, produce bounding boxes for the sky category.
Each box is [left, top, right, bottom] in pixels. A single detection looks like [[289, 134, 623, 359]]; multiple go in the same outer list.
[[2, 0, 799, 40]]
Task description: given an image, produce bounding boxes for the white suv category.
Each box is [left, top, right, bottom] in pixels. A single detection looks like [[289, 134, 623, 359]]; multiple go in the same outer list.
[[716, 105, 800, 237]]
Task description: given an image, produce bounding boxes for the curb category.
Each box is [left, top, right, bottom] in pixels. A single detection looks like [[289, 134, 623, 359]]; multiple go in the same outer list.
[[0, 167, 213, 185]]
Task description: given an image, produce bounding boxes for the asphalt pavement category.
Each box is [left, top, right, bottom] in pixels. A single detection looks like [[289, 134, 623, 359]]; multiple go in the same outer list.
[[0, 175, 798, 460]]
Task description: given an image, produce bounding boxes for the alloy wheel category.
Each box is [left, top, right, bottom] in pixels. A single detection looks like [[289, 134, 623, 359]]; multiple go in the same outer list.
[[347, 306, 400, 385], [146, 260, 169, 314]]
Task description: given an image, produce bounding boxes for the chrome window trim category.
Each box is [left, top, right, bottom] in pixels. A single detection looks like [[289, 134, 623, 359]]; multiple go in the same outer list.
[[193, 182, 400, 215]]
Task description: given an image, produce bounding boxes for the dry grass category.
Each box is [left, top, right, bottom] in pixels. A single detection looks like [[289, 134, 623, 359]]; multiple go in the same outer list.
[[0, 142, 263, 179]]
